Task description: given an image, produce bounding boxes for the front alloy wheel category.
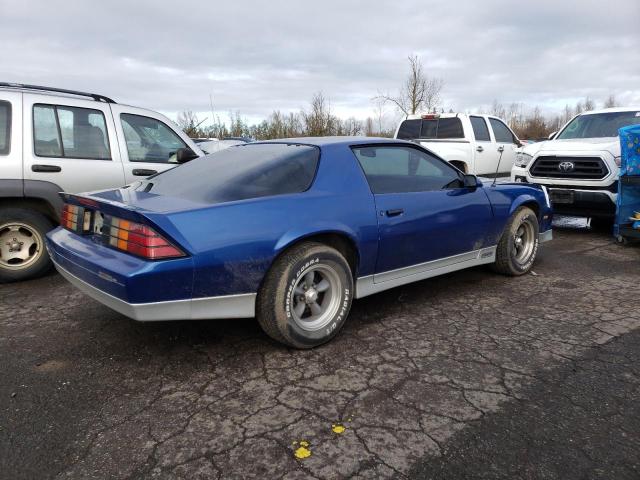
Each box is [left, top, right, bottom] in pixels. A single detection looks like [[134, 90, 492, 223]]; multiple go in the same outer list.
[[493, 206, 539, 276]]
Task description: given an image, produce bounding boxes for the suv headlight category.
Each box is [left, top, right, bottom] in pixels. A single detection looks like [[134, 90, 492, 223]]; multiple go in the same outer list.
[[515, 152, 533, 168]]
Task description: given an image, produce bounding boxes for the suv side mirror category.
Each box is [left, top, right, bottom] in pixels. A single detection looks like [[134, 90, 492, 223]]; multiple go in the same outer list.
[[463, 174, 479, 189], [548, 131, 557, 140], [175, 147, 199, 164]]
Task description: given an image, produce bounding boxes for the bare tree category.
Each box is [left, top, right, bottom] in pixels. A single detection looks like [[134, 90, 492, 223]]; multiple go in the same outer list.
[[604, 94, 617, 108], [375, 55, 444, 116], [177, 110, 207, 137], [584, 97, 595, 111], [302, 92, 336, 136], [491, 100, 506, 119]]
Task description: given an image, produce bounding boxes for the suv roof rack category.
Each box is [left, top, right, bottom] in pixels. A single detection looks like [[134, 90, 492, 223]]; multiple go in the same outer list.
[[0, 82, 116, 103]]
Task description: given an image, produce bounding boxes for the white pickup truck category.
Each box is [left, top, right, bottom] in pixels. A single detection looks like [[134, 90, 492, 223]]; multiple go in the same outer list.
[[394, 113, 521, 177]]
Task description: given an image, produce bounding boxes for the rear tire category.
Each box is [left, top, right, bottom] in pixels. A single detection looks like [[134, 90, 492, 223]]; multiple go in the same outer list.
[[256, 242, 353, 349], [493, 207, 539, 276], [0, 208, 54, 283]]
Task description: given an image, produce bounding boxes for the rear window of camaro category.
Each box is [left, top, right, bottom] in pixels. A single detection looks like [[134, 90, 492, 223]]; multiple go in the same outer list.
[[138, 143, 320, 204]]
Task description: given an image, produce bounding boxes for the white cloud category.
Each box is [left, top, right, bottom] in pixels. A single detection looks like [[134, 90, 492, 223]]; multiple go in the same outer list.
[[1, 0, 638, 126]]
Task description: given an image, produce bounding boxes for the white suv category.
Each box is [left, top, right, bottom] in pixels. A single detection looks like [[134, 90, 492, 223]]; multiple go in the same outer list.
[[511, 107, 640, 224], [0, 83, 203, 282]]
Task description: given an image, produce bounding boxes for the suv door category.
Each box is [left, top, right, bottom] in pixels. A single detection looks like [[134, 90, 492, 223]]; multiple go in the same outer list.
[[352, 144, 493, 280], [110, 104, 201, 184], [469, 115, 497, 176], [23, 94, 126, 193], [488, 117, 519, 176], [0, 91, 22, 181]]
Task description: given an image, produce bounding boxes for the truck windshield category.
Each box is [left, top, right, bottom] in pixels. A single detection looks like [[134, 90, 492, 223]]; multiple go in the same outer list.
[[557, 111, 640, 139], [137, 143, 320, 204]]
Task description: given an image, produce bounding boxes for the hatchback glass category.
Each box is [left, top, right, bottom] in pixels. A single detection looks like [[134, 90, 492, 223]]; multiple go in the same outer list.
[[138, 143, 320, 203]]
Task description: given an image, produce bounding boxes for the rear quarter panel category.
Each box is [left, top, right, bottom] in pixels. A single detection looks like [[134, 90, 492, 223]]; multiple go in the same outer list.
[[159, 143, 379, 298]]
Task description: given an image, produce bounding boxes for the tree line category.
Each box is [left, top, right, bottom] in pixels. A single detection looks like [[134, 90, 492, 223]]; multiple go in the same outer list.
[[177, 55, 621, 141]]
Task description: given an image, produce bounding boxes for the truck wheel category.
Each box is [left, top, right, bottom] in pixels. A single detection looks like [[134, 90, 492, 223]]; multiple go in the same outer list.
[[492, 206, 539, 276], [589, 217, 614, 232], [0, 208, 54, 283], [256, 241, 353, 349]]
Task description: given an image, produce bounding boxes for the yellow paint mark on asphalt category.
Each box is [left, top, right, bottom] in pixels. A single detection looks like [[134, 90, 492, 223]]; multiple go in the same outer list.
[[294, 441, 311, 459], [332, 423, 346, 434]]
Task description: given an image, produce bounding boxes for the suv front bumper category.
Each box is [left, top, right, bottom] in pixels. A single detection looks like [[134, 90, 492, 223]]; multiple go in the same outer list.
[[511, 166, 617, 218]]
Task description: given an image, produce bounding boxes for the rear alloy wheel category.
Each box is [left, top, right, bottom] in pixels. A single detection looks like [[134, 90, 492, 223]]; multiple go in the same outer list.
[[257, 242, 353, 348], [493, 206, 539, 276], [0, 208, 54, 283]]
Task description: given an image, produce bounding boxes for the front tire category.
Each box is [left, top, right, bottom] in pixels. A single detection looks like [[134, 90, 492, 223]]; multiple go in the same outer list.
[[493, 206, 539, 276], [0, 208, 54, 283], [256, 242, 354, 349]]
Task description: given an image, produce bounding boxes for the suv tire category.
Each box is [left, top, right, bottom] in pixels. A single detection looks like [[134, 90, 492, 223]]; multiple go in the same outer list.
[[0, 208, 54, 283], [256, 242, 353, 349]]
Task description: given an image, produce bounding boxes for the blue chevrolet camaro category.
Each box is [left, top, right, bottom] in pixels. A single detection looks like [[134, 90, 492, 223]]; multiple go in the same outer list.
[[46, 137, 553, 348]]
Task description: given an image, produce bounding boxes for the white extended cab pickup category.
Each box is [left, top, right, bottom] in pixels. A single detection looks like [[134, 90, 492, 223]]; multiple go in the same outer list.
[[394, 113, 521, 177], [511, 107, 640, 221]]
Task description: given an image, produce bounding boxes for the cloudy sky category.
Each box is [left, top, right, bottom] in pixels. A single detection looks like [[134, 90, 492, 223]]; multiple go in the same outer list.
[[1, 0, 639, 127]]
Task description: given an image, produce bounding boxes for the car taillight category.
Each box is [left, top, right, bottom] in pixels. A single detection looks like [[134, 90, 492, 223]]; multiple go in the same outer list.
[[61, 204, 80, 230], [107, 217, 184, 259]]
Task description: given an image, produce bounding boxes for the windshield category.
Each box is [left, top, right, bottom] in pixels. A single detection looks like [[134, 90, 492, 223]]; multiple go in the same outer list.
[[557, 111, 640, 139], [136, 143, 320, 204]]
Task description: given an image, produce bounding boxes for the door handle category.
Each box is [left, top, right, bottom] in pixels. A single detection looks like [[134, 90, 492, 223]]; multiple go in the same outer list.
[[476, 146, 484, 152], [31, 164, 61, 173], [132, 169, 158, 176], [497, 146, 505, 153], [385, 208, 404, 217]]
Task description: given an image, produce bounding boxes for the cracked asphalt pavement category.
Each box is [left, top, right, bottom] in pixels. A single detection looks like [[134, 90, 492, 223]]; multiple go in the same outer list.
[[1, 221, 639, 479]]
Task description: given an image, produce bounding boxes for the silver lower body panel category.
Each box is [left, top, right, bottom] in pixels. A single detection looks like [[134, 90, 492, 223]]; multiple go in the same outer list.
[[53, 259, 256, 321]]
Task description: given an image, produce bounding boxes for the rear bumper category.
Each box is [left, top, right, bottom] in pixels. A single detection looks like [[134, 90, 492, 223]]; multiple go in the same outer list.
[[46, 227, 256, 321], [52, 259, 256, 321]]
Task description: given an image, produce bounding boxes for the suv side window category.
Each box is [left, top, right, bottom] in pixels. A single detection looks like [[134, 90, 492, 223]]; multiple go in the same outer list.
[[489, 118, 516, 143], [0, 101, 11, 155], [120, 114, 188, 163], [352, 145, 463, 194], [33, 104, 111, 160], [470, 116, 491, 141]]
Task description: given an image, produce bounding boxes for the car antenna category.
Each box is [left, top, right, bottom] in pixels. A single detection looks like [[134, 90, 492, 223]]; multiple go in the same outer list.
[[491, 148, 504, 187]]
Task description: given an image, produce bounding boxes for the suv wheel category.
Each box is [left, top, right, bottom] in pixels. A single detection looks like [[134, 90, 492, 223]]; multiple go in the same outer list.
[[256, 242, 353, 349], [0, 208, 54, 282], [493, 206, 539, 276]]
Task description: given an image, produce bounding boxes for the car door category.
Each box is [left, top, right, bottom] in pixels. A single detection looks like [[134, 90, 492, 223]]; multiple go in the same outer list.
[[488, 117, 519, 176], [469, 115, 496, 176], [110, 104, 201, 184], [23, 94, 126, 193], [352, 144, 494, 281]]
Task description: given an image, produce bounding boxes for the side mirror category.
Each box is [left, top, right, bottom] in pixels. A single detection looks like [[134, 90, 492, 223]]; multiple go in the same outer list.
[[548, 131, 557, 140], [175, 147, 199, 164], [463, 174, 479, 189]]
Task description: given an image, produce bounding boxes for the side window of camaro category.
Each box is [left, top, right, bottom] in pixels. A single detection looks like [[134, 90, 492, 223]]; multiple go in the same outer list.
[[352, 145, 463, 194]]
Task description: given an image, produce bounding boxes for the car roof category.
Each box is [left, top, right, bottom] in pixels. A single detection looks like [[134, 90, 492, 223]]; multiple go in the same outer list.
[[256, 136, 414, 147]]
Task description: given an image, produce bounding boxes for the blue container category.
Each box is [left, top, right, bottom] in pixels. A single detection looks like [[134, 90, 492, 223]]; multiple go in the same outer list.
[[614, 124, 640, 240]]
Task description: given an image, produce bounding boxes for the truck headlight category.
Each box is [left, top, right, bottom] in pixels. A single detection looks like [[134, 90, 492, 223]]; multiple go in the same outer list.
[[515, 152, 533, 168]]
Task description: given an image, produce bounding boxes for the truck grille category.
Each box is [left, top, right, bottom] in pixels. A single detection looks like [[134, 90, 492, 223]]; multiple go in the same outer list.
[[530, 156, 608, 180]]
